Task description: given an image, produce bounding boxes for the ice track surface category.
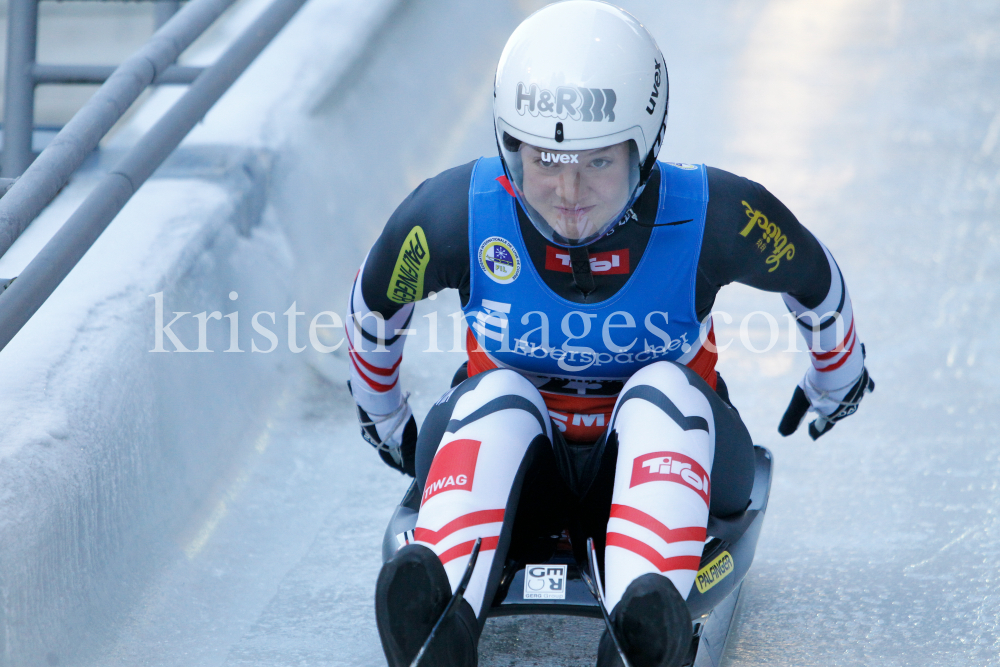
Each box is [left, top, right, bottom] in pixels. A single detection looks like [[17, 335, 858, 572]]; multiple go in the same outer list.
[[73, 0, 1000, 665]]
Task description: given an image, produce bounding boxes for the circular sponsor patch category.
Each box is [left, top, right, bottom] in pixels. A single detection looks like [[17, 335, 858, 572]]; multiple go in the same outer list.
[[665, 162, 698, 170], [478, 236, 521, 284]]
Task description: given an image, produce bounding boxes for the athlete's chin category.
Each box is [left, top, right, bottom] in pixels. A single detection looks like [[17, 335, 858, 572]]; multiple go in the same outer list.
[[546, 208, 602, 239], [552, 220, 601, 241]]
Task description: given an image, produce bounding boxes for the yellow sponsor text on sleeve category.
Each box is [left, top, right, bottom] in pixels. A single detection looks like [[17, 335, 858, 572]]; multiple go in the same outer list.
[[739, 201, 795, 272], [387, 226, 430, 304]]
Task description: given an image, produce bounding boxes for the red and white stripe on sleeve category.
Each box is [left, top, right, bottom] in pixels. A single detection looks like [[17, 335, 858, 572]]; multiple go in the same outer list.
[[782, 244, 864, 390], [347, 256, 413, 417]]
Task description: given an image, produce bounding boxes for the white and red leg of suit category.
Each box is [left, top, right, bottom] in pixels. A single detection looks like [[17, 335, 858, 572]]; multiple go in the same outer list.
[[603, 362, 714, 610], [414, 370, 551, 616], [414, 361, 714, 616]]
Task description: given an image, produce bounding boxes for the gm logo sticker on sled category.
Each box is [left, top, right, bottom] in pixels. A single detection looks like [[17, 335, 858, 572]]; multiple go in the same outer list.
[[478, 236, 520, 284], [523, 564, 567, 600], [695, 551, 734, 594], [422, 438, 481, 506], [630, 451, 711, 508]]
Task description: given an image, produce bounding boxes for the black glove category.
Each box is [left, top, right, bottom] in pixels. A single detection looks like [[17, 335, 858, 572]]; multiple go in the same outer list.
[[779, 366, 875, 440], [349, 381, 418, 476]]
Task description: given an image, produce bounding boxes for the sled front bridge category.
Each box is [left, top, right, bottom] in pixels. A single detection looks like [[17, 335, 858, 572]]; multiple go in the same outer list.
[[486, 552, 739, 667], [485, 541, 733, 620], [489, 555, 602, 619]]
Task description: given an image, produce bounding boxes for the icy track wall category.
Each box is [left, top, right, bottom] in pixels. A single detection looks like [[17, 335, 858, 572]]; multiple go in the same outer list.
[[0, 0, 401, 664]]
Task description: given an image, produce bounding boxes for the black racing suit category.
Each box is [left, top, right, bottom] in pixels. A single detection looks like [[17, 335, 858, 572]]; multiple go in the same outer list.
[[349, 161, 856, 568], [359, 162, 832, 326]]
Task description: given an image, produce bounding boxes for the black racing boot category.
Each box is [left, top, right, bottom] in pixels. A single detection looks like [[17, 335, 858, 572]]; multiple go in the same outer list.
[[596, 573, 692, 667], [375, 544, 479, 667]]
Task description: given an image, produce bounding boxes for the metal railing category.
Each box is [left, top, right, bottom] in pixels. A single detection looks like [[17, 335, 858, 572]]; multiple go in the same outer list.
[[0, 0, 309, 352], [1, 0, 192, 179]]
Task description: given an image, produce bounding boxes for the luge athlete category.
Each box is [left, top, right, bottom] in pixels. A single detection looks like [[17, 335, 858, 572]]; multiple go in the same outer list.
[[346, 3, 874, 665]]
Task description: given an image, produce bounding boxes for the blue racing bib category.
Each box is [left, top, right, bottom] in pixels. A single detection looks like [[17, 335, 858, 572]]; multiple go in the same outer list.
[[464, 157, 709, 383]]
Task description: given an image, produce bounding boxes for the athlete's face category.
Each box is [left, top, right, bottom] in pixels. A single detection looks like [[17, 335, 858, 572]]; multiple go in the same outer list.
[[519, 142, 632, 241]]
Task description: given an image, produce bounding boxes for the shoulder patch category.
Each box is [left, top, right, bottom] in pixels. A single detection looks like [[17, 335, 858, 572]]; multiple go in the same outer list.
[[478, 236, 520, 284], [387, 226, 430, 304]]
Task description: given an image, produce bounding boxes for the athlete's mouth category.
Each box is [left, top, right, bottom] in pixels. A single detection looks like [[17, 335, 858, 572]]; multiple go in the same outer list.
[[554, 205, 595, 217]]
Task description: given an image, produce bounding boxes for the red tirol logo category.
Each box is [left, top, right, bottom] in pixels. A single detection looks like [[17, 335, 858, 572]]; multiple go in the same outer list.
[[421, 438, 481, 505], [630, 451, 710, 507], [545, 246, 629, 275]]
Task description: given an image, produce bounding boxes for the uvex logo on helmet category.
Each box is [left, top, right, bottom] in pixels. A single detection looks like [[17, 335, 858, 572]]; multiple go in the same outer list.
[[541, 152, 579, 163], [646, 60, 662, 115], [515, 83, 617, 122]]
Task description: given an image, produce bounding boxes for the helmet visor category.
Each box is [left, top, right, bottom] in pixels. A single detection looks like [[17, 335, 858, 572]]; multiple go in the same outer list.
[[500, 137, 641, 247]]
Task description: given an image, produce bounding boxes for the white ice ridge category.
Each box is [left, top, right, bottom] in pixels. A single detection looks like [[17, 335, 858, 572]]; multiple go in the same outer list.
[[0, 0, 401, 663]]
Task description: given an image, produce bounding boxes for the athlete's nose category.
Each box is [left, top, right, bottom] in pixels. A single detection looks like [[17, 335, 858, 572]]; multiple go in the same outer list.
[[554, 168, 583, 206]]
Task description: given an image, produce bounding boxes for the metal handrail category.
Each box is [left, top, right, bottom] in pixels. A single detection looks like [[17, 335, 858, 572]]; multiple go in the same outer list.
[[0, 0, 238, 254], [0, 0, 238, 255], [1, 0, 184, 181], [32, 63, 205, 85], [0, 0, 308, 352]]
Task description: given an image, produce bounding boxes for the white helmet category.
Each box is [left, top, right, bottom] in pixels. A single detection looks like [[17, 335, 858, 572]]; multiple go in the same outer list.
[[494, 1, 668, 247]]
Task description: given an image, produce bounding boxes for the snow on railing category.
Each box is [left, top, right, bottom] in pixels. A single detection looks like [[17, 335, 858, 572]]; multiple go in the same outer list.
[[0, 0, 308, 352]]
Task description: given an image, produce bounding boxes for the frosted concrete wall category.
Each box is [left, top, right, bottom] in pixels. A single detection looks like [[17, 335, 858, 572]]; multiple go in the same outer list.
[[0, 1, 400, 664]]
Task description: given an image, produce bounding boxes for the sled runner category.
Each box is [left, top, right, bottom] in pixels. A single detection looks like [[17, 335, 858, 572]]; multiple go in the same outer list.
[[382, 445, 772, 667]]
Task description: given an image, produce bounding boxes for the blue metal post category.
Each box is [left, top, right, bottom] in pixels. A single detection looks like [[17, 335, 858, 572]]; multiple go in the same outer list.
[[155, 0, 181, 30], [2, 0, 39, 178]]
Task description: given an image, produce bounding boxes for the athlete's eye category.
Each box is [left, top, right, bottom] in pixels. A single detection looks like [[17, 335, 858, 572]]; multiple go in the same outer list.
[[590, 158, 612, 168]]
